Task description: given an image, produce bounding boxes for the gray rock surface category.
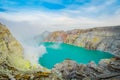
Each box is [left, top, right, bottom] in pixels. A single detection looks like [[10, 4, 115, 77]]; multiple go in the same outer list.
[[44, 26, 120, 58], [0, 23, 120, 80], [52, 59, 120, 80]]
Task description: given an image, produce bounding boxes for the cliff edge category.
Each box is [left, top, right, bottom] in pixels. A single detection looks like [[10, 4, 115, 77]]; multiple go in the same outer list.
[[43, 26, 120, 80], [0, 23, 59, 80], [0, 23, 38, 71], [0, 23, 120, 80], [44, 26, 120, 58]]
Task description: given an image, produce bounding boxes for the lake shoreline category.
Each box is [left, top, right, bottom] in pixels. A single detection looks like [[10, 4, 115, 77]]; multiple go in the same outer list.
[[0, 23, 120, 80], [39, 42, 113, 69]]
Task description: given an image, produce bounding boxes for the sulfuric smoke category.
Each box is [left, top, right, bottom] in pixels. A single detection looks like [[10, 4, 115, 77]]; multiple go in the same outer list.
[[23, 44, 47, 65]]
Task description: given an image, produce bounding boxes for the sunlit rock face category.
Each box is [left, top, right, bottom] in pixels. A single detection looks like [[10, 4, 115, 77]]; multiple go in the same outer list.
[[44, 26, 120, 58], [0, 23, 62, 80], [0, 22, 119, 80], [0, 23, 31, 70]]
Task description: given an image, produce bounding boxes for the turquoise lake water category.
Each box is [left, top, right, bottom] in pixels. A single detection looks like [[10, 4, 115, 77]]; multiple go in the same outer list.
[[39, 42, 113, 69]]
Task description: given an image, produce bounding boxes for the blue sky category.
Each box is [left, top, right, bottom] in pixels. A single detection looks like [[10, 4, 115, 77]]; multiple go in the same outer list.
[[0, 0, 91, 10], [0, 0, 119, 65], [0, 0, 120, 15], [0, 0, 120, 40]]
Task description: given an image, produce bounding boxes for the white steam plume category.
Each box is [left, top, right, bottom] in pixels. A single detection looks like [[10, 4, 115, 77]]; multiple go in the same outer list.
[[23, 44, 47, 65]]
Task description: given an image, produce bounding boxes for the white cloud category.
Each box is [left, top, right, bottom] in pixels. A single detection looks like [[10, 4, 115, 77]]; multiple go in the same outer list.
[[104, 0, 116, 5], [78, 0, 117, 14], [0, 11, 99, 41], [0, 0, 119, 66], [0, 10, 120, 31], [0, 11, 102, 30], [0, 0, 120, 41]]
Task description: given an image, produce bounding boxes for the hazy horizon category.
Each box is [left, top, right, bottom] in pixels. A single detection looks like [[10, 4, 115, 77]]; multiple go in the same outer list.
[[0, 0, 120, 69], [0, 0, 120, 41]]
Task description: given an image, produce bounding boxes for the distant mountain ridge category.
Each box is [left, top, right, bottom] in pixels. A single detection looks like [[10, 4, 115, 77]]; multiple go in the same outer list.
[[0, 22, 120, 80], [43, 26, 120, 58]]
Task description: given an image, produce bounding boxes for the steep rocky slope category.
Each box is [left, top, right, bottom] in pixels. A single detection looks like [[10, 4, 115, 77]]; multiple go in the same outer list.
[[0, 23, 61, 80], [0, 23, 31, 70], [0, 23, 120, 80], [52, 58, 120, 80], [43, 26, 120, 80], [44, 26, 120, 58]]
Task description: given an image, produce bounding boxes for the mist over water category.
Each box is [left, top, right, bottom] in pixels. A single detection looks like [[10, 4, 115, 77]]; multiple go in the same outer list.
[[23, 44, 47, 65], [47, 42, 62, 49], [39, 42, 113, 69], [18, 37, 47, 65], [5, 24, 114, 67], [5, 26, 49, 65]]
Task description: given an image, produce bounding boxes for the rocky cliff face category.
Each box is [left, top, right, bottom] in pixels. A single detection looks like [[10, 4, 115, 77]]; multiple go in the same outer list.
[[44, 26, 120, 58], [43, 26, 120, 80], [52, 58, 120, 80], [0, 23, 62, 80], [0, 23, 35, 71], [0, 23, 120, 80]]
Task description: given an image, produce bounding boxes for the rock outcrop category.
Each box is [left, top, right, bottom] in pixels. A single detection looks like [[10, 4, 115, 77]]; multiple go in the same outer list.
[[0, 23, 120, 80], [0, 23, 61, 80], [52, 58, 120, 80], [0, 23, 33, 71], [43, 26, 120, 80], [44, 26, 120, 58]]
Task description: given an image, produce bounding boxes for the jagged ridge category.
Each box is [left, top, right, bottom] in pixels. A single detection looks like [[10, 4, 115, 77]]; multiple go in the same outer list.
[[0, 23, 120, 80], [44, 26, 120, 58]]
